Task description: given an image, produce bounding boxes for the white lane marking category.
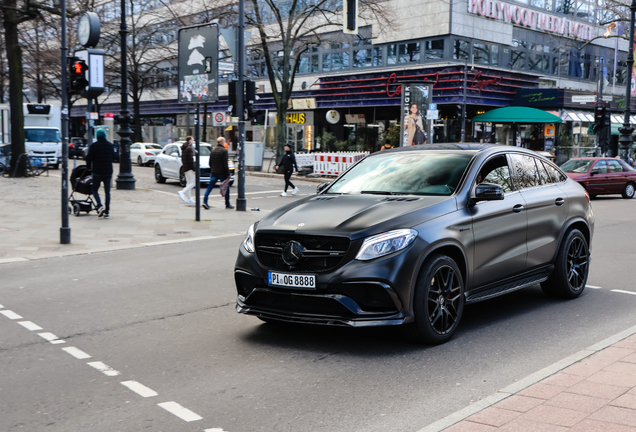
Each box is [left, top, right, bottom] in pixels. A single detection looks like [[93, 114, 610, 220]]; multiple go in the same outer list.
[[17, 321, 43, 331], [38, 332, 62, 342], [87, 361, 121, 376], [611, 289, 636, 295], [586, 285, 602, 289], [157, 401, 202, 422], [205, 429, 229, 432], [0, 304, 3, 308], [1, 310, 23, 320], [62, 347, 92, 360], [50, 339, 66, 344], [121, 380, 158, 398]]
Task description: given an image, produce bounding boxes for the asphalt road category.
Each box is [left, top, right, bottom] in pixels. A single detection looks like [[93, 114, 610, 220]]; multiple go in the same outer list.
[[1, 194, 636, 432]]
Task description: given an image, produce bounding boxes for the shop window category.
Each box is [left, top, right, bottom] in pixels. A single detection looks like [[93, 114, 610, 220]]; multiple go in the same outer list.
[[425, 39, 445, 60], [399, 42, 420, 63], [529, 53, 549, 72], [511, 51, 525, 70], [373, 46, 383, 66], [453, 39, 469, 61], [353, 49, 371, 68]]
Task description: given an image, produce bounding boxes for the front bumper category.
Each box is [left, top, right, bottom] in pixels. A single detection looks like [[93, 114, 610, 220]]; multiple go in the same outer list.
[[234, 238, 422, 327]]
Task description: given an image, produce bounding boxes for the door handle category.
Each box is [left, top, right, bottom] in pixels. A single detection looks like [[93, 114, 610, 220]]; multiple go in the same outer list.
[[555, 198, 565, 206], [512, 204, 524, 213]]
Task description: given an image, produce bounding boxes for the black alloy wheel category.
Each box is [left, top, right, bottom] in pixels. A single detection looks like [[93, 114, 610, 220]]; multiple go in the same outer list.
[[622, 182, 635, 199], [154, 164, 166, 183], [179, 170, 186, 187], [541, 229, 589, 299], [404, 254, 465, 344]]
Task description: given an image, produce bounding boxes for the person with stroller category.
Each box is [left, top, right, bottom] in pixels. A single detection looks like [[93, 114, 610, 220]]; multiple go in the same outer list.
[[275, 144, 299, 196], [178, 136, 196, 204], [85, 129, 114, 219], [202, 137, 234, 210]]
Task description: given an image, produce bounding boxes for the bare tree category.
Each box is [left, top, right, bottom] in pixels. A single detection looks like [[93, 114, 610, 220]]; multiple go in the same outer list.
[[246, 0, 392, 159], [0, 30, 8, 104]]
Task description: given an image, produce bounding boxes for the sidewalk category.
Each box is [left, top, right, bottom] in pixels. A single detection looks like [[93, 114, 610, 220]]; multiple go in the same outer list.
[[428, 327, 636, 432], [0, 173, 263, 263]]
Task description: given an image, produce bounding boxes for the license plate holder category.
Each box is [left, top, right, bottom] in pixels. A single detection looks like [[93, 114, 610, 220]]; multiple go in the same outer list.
[[268, 272, 316, 290]]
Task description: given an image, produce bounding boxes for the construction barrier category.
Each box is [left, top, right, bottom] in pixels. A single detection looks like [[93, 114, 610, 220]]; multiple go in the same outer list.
[[312, 152, 369, 176], [295, 154, 315, 168]]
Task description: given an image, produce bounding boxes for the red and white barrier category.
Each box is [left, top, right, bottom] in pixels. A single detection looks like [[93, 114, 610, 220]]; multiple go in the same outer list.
[[313, 152, 368, 176]]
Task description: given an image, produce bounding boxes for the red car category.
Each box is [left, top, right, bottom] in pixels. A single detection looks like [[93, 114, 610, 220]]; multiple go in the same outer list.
[[560, 157, 636, 199]]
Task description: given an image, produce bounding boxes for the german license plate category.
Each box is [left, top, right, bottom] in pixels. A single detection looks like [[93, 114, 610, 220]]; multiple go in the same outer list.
[[268, 272, 316, 289]]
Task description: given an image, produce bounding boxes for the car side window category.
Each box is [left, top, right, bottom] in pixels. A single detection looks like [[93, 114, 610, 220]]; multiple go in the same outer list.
[[509, 154, 540, 190], [594, 160, 608, 173], [536, 158, 552, 185], [131, 144, 140, 149], [476, 155, 514, 193], [541, 160, 566, 183], [170, 146, 180, 156], [607, 160, 623, 173]]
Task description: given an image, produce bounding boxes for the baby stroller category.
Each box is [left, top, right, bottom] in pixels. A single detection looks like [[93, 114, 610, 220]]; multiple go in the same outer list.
[[69, 165, 97, 216]]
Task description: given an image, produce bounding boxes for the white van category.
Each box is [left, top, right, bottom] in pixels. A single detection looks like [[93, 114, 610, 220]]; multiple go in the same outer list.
[[24, 104, 62, 169]]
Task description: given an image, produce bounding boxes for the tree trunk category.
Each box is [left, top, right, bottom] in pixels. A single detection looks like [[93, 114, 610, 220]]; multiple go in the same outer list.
[[4, 5, 27, 177], [132, 95, 142, 142], [275, 108, 287, 171]]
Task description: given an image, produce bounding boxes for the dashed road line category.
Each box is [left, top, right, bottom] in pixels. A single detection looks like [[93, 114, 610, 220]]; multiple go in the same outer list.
[[37, 332, 65, 343], [157, 401, 202, 422], [87, 361, 121, 376], [121, 380, 158, 398], [204, 428, 228, 432], [586, 285, 602, 289], [0, 303, 4, 308], [17, 321, 42, 331], [1, 310, 23, 319], [62, 346, 92, 360], [611, 289, 636, 295]]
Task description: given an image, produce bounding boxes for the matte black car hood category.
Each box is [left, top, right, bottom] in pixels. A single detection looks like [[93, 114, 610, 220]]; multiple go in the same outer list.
[[257, 194, 457, 239]]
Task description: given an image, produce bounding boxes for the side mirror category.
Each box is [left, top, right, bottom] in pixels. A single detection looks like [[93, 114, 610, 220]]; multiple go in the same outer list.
[[316, 182, 332, 194], [590, 168, 599, 175], [471, 183, 504, 204]]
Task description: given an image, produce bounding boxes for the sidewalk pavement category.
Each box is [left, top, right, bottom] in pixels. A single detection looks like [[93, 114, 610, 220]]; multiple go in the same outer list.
[[0, 173, 267, 263], [427, 326, 636, 432]]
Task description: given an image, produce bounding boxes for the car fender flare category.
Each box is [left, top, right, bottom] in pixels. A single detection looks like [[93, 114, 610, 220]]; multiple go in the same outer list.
[[406, 239, 469, 316], [555, 217, 592, 259]]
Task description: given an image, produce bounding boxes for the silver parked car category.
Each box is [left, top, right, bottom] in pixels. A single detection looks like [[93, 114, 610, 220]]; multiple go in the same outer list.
[[154, 142, 235, 187]]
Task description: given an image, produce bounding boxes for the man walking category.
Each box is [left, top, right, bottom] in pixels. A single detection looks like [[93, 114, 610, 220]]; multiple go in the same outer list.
[[203, 136, 234, 209], [85, 129, 114, 219], [178, 136, 196, 204], [275, 144, 299, 196]]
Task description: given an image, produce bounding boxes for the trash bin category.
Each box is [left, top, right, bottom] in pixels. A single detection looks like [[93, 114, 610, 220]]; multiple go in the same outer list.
[[245, 141, 264, 171]]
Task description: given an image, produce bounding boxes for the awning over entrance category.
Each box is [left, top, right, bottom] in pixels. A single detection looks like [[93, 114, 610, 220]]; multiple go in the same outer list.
[[472, 107, 562, 123]]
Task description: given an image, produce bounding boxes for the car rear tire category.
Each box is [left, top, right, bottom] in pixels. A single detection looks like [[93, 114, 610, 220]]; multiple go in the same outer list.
[[137, 156, 143, 166], [179, 170, 186, 187], [403, 254, 465, 345], [622, 182, 635, 199], [541, 229, 589, 299], [154, 165, 166, 183]]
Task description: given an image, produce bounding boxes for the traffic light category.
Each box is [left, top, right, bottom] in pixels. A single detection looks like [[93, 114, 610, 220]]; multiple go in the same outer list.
[[69, 58, 88, 95], [228, 80, 237, 117], [343, 0, 358, 34], [228, 80, 257, 119], [593, 105, 606, 133], [251, 110, 266, 125]]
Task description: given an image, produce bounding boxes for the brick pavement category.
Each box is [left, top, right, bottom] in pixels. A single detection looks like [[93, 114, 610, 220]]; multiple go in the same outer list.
[[425, 329, 636, 432]]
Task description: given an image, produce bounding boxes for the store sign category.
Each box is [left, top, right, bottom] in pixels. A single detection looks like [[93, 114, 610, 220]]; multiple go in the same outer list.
[[286, 113, 306, 124], [468, 0, 593, 40], [471, 71, 502, 92], [572, 95, 596, 104], [291, 98, 316, 110]]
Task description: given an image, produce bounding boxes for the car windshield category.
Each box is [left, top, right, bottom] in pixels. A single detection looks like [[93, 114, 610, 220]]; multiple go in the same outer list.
[[560, 159, 594, 173], [25, 129, 61, 143], [327, 151, 474, 196]]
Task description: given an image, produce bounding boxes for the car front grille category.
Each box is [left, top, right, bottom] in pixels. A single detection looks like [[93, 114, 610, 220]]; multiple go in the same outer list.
[[255, 233, 350, 273]]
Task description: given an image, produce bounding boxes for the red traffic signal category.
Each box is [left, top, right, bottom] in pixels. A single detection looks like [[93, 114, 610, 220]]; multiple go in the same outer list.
[[68, 58, 88, 95]]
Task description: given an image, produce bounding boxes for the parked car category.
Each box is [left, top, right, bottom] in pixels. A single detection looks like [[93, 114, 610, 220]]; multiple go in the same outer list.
[[560, 157, 636, 199], [234, 144, 594, 344], [154, 141, 235, 187], [131, 142, 163, 166], [69, 137, 86, 159]]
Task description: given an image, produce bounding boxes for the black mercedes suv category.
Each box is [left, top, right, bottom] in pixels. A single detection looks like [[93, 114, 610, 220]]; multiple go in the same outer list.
[[234, 144, 594, 344]]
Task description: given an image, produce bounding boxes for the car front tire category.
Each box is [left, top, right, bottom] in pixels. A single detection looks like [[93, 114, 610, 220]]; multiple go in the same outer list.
[[541, 229, 589, 299], [622, 182, 635, 199], [403, 254, 465, 345], [154, 164, 166, 183], [137, 156, 143, 166], [179, 170, 186, 187]]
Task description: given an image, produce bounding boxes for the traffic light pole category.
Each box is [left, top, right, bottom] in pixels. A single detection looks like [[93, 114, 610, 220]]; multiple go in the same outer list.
[[60, 0, 71, 244], [236, 0, 246, 211]]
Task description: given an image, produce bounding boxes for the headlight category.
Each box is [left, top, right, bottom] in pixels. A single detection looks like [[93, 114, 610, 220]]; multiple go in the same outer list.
[[243, 223, 256, 253], [355, 229, 417, 261]]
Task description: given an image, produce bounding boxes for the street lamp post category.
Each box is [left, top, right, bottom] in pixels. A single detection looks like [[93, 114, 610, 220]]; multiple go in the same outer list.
[[115, 0, 136, 190], [60, 0, 70, 244], [619, 0, 636, 162]]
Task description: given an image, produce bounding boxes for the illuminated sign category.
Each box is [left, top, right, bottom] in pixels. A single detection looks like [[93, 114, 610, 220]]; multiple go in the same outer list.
[[468, 0, 593, 40], [286, 113, 306, 124]]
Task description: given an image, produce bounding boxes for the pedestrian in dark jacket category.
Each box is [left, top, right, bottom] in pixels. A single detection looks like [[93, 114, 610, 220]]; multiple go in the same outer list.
[[178, 136, 196, 204], [85, 129, 114, 219], [275, 144, 299, 196], [203, 137, 234, 209]]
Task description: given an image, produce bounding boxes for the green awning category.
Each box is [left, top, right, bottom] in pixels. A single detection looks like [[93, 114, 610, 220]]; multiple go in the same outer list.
[[472, 107, 562, 123]]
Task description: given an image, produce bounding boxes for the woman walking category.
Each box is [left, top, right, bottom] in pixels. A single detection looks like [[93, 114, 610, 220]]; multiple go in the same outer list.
[[177, 136, 196, 204], [275, 144, 299, 196]]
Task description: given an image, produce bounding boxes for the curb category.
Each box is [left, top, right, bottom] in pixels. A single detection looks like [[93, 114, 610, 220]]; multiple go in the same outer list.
[[417, 321, 636, 432]]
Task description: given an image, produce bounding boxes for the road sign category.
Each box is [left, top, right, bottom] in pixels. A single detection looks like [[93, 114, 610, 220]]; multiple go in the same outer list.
[[89, 112, 99, 120], [218, 62, 235, 72], [426, 110, 439, 120], [178, 24, 219, 104], [212, 111, 226, 126], [429, 103, 437, 110]]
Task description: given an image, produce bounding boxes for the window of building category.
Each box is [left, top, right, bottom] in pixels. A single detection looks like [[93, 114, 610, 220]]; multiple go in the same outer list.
[[453, 39, 469, 61], [530, 0, 553, 10], [474, 42, 499, 66], [529, 53, 549, 72], [425, 39, 445, 60], [373, 46, 383, 66], [511, 51, 526, 70], [387, 44, 397, 65], [353, 48, 371, 68], [399, 42, 420, 63]]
